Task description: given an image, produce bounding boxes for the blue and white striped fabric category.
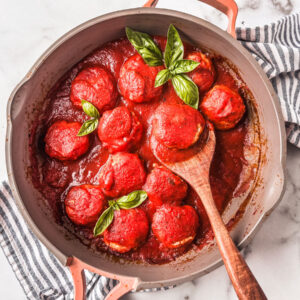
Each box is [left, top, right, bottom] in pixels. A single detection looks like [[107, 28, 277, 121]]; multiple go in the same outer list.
[[0, 13, 300, 300], [237, 13, 300, 147], [0, 182, 86, 299], [0, 181, 172, 299]]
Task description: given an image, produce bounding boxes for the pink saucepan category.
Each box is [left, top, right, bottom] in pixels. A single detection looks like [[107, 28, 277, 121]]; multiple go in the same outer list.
[[6, 0, 286, 299]]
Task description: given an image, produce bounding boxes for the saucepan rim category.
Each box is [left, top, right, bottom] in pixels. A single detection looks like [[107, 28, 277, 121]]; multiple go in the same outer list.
[[6, 7, 286, 285]]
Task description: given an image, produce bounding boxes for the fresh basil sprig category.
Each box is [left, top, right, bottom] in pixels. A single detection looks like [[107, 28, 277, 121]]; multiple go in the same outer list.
[[126, 24, 200, 109], [171, 59, 201, 75], [154, 69, 172, 87], [93, 190, 148, 236], [164, 24, 184, 68], [126, 27, 163, 67], [157, 24, 200, 109], [77, 100, 100, 136], [93, 206, 115, 236], [171, 74, 199, 108]]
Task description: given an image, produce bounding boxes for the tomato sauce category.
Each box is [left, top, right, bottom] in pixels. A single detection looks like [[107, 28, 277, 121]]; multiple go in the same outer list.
[[29, 36, 254, 264]]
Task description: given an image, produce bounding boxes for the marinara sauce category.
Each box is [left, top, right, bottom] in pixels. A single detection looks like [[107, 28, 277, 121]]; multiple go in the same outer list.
[[30, 36, 254, 264]]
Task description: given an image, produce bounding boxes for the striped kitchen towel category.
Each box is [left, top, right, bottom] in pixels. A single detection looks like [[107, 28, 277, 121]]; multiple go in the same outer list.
[[237, 13, 300, 147], [0, 182, 172, 299], [0, 13, 300, 300]]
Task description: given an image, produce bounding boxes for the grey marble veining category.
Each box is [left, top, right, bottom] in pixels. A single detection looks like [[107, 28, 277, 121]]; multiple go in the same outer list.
[[0, 0, 299, 299]]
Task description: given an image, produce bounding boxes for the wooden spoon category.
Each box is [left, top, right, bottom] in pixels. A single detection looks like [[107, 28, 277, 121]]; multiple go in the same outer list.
[[153, 122, 267, 300]]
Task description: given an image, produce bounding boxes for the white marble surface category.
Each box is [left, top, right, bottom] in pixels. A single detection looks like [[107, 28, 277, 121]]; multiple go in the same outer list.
[[0, 0, 299, 299]]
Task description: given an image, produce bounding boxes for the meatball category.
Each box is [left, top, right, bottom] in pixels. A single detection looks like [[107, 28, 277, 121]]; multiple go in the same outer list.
[[152, 205, 199, 248], [44, 121, 89, 161], [144, 166, 187, 206], [84, 44, 124, 78], [65, 185, 106, 226], [152, 103, 205, 149], [200, 85, 246, 130], [186, 51, 215, 93], [103, 208, 149, 253], [98, 152, 146, 197], [70, 66, 117, 112], [98, 106, 143, 152], [43, 160, 69, 188], [118, 54, 164, 103]]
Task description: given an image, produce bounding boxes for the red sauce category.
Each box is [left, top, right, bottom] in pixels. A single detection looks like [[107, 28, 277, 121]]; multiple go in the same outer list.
[[29, 36, 252, 264]]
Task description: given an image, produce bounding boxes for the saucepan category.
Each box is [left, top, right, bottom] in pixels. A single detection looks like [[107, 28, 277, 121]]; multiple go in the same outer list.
[[6, 0, 286, 299]]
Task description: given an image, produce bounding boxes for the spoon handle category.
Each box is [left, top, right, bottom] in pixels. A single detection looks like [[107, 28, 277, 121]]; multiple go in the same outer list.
[[194, 182, 267, 300]]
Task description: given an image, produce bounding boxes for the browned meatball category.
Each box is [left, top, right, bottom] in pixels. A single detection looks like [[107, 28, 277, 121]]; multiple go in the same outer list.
[[98, 152, 146, 198], [70, 66, 117, 112], [186, 51, 215, 93], [118, 54, 164, 103], [44, 121, 89, 161], [200, 85, 246, 130], [65, 185, 106, 226], [144, 166, 187, 206], [98, 106, 143, 152], [152, 205, 199, 248], [152, 103, 205, 149], [103, 208, 149, 253]]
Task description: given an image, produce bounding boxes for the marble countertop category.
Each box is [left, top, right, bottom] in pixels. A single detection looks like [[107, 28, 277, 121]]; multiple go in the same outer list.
[[0, 0, 299, 299]]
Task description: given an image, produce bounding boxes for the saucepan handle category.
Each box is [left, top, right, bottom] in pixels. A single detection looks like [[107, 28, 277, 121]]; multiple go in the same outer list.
[[143, 0, 238, 38], [68, 257, 139, 300]]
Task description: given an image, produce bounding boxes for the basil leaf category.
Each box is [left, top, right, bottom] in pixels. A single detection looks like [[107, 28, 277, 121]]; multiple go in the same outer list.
[[164, 24, 184, 68], [77, 118, 98, 136], [171, 59, 200, 75], [109, 200, 120, 210], [81, 100, 100, 118], [172, 74, 199, 109], [126, 27, 163, 67], [116, 190, 148, 209], [155, 69, 172, 87], [93, 206, 115, 236]]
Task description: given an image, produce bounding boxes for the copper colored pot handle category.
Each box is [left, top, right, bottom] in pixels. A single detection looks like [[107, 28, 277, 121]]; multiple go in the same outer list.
[[143, 0, 238, 38], [68, 257, 139, 300]]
